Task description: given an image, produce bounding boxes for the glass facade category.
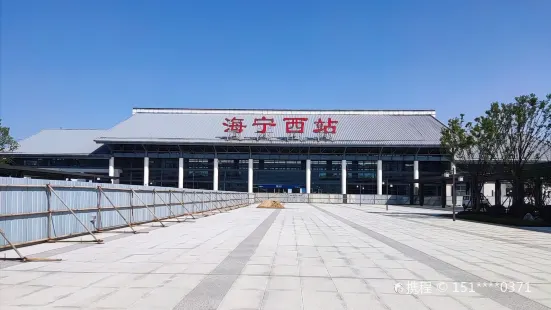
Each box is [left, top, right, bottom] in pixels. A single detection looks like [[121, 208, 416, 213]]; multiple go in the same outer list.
[[149, 158, 178, 187], [253, 160, 305, 193], [347, 160, 377, 194], [382, 161, 413, 195], [185, 159, 213, 190], [311, 160, 342, 194], [117, 158, 144, 185], [12, 145, 449, 198], [218, 159, 248, 192]]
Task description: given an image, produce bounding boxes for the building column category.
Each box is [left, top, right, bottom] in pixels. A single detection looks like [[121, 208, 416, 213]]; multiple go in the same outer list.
[[213, 158, 219, 191], [178, 158, 184, 188], [413, 160, 419, 194], [143, 157, 149, 186], [306, 159, 311, 194], [248, 158, 253, 193], [377, 160, 383, 195], [341, 159, 347, 194], [109, 157, 115, 184]]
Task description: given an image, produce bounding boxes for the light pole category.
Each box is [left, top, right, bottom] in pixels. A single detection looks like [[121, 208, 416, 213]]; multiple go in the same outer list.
[[444, 166, 463, 221], [356, 185, 364, 206], [383, 180, 392, 210]]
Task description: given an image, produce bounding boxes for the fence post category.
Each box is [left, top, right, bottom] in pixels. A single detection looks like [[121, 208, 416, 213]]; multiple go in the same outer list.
[[201, 191, 205, 212], [153, 189, 156, 219], [191, 191, 197, 213], [96, 186, 102, 231], [46, 184, 52, 240]]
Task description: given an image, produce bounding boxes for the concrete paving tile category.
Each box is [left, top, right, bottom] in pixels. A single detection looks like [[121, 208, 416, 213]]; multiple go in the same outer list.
[[341, 292, 387, 310], [261, 290, 302, 310], [418, 295, 470, 310], [218, 289, 264, 310], [300, 265, 330, 277], [454, 296, 510, 310], [11, 286, 81, 306], [163, 274, 206, 289], [378, 293, 431, 310], [373, 259, 405, 269], [90, 273, 143, 288], [302, 291, 346, 310], [357, 267, 390, 279], [152, 263, 190, 274], [0, 285, 47, 305], [0, 271, 50, 285], [300, 257, 325, 266], [49, 287, 117, 308], [385, 268, 421, 280], [301, 277, 337, 292], [128, 273, 173, 288], [25, 272, 109, 287], [271, 265, 299, 276], [326, 266, 357, 278], [91, 287, 153, 308], [333, 278, 372, 293], [536, 299, 551, 308], [273, 256, 298, 265], [242, 264, 272, 276], [231, 275, 269, 291], [267, 276, 301, 290], [366, 279, 404, 294], [323, 258, 349, 267], [185, 263, 219, 274], [248, 256, 274, 265], [131, 287, 191, 309]]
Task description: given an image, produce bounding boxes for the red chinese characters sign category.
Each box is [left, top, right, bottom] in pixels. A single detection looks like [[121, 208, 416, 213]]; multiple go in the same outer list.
[[313, 117, 338, 134], [223, 117, 246, 133], [222, 116, 338, 136], [282, 117, 308, 133], [252, 116, 276, 133]]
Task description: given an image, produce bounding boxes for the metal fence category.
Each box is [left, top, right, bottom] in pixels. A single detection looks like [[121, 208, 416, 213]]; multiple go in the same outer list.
[[0, 177, 250, 249], [1, 176, 480, 251], [253, 193, 459, 206]]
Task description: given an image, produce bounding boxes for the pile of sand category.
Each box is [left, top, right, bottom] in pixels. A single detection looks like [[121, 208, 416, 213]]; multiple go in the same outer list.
[[257, 200, 285, 209]]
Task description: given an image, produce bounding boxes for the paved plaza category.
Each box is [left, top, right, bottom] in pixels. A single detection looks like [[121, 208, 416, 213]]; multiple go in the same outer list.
[[1, 203, 551, 310]]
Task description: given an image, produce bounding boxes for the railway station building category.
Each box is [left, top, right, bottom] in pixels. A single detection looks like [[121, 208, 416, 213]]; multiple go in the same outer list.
[[7, 108, 453, 198]]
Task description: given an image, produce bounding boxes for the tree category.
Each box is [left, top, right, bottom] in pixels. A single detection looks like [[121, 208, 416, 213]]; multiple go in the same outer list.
[[0, 119, 19, 164], [441, 113, 501, 211], [493, 94, 551, 211]]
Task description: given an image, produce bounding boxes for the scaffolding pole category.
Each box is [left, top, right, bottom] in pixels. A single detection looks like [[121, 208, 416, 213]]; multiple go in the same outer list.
[[154, 190, 182, 223], [131, 189, 167, 227], [170, 191, 196, 219], [47, 185, 103, 244], [0, 229, 62, 262], [97, 186, 141, 234]]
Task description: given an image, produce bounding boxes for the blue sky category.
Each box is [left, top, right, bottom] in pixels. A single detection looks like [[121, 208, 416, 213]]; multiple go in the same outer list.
[[1, 0, 550, 140]]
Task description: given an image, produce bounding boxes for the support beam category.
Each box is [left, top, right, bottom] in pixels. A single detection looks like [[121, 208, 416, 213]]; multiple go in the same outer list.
[[341, 159, 347, 195], [178, 158, 184, 189], [306, 159, 311, 194], [213, 158, 219, 191], [248, 158, 253, 193], [377, 160, 383, 195], [413, 160, 419, 194], [109, 157, 115, 184], [143, 157, 149, 186]]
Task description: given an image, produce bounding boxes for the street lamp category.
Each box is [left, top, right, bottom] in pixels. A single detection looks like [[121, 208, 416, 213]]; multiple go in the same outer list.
[[444, 166, 464, 221], [356, 185, 364, 206], [383, 181, 393, 210]]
